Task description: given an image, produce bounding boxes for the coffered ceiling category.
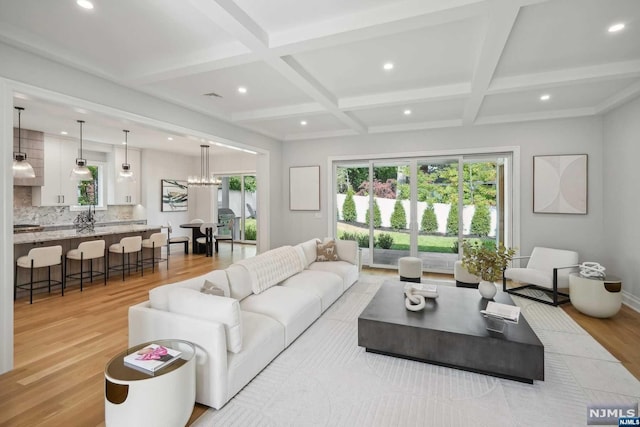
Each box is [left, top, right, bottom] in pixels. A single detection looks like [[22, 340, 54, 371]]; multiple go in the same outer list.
[[1, 0, 639, 143]]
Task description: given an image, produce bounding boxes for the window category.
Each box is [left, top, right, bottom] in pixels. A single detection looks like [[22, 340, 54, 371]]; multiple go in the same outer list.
[[71, 161, 106, 210]]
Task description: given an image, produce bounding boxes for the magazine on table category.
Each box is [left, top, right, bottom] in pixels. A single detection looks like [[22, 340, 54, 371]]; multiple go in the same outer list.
[[124, 343, 182, 374], [480, 301, 521, 323]]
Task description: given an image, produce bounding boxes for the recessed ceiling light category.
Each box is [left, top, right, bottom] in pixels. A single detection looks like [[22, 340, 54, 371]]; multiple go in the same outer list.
[[60, 131, 68, 135], [76, 0, 94, 10], [237, 86, 247, 94], [403, 109, 412, 115], [608, 23, 625, 33], [300, 120, 307, 126], [540, 94, 551, 101], [14, 93, 29, 100], [122, 141, 127, 145], [167, 137, 173, 141], [383, 62, 394, 71]]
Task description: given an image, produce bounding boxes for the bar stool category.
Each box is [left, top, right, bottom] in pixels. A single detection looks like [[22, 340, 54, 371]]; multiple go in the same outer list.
[[14, 245, 64, 304], [196, 223, 217, 257], [65, 240, 107, 291], [141, 232, 168, 272], [108, 236, 143, 281]]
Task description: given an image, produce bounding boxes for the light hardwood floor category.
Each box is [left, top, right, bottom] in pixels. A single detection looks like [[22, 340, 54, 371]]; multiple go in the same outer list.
[[1, 248, 638, 426]]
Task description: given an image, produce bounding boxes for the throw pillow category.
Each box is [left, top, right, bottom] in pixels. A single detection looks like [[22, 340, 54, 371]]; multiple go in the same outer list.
[[201, 279, 225, 296], [316, 240, 340, 262]]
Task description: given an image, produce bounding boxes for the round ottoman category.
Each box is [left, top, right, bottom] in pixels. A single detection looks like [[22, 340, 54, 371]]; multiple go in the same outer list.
[[454, 260, 480, 288], [398, 257, 422, 283]]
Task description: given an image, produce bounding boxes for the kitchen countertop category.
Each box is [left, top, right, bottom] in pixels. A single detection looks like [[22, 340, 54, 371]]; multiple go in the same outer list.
[[13, 224, 163, 245]]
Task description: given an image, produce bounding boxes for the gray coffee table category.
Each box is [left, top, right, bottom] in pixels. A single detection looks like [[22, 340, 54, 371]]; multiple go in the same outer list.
[[358, 280, 544, 383]]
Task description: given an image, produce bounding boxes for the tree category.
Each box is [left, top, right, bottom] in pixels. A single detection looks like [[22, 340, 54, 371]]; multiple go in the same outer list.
[[470, 203, 491, 237], [365, 199, 382, 227], [228, 176, 257, 192], [390, 200, 407, 230], [446, 201, 458, 235], [342, 188, 357, 222], [357, 179, 396, 199], [421, 205, 438, 233]]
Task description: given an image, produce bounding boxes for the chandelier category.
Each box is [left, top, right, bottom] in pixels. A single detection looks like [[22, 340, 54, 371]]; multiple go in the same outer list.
[[12, 106, 36, 179], [70, 119, 92, 181], [188, 144, 221, 187]]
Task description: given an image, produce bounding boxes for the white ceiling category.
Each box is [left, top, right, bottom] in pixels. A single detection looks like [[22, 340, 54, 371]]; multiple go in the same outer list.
[[1, 0, 639, 145]]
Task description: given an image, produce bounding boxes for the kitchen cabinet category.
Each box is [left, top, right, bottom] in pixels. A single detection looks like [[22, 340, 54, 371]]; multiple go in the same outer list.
[[32, 138, 78, 206], [108, 147, 141, 205]]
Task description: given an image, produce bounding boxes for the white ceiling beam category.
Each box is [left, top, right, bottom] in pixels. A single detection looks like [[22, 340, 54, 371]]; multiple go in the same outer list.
[[369, 120, 463, 134], [270, 0, 487, 55], [340, 83, 470, 111], [232, 103, 325, 123], [284, 129, 359, 141], [475, 107, 596, 125], [489, 60, 640, 95], [594, 79, 640, 115], [462, 0, 521, 126]]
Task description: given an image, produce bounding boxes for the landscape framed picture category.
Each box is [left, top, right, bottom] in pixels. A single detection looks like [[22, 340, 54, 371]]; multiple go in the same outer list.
[[161, 179, 188, 212], [533, 154, 587, 214]]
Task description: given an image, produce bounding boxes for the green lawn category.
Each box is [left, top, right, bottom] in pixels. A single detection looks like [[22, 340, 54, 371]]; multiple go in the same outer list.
[[337, 222, 492, 253]]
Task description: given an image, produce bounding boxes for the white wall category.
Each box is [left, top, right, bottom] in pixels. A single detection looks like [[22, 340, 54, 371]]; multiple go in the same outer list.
[[603, 95, 640, 309], [280, 116, 605, 262]]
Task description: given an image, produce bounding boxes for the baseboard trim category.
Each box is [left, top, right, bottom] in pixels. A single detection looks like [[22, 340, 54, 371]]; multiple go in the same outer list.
[[622, 290, 640, 313]]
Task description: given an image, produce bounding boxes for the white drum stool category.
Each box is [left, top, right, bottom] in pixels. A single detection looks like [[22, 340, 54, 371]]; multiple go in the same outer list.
[[398, 257, 422, 283], [454, 260, 481, 288]]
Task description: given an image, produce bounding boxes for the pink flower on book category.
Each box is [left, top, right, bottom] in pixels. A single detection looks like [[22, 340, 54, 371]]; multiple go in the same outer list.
[[136, 345, 169, 361]]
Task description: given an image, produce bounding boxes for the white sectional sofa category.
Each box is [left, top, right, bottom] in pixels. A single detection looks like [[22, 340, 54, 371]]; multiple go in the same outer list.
[[128, 238, 359, 409]]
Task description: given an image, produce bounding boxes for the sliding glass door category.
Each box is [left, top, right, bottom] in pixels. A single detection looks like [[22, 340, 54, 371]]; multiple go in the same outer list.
[[334, 152, 511, 273], [216, 174, 257, 244]]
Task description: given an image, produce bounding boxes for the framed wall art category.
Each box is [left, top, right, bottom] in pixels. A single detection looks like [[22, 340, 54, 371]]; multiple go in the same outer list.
[[161, 179, 188, 212], [289, 166, 320, 211], [533, 154, 587, 214]]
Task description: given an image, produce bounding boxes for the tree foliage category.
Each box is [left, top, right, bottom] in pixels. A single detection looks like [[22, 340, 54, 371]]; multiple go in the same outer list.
[[446, 201, 458, 235], [470, 203, 491, 236], [365, 199, 382, 227], [342, 188, 357, 222], [357, 179, 396, 199], [390, 200, 407, 230], [228, 176, 257, 192], [421, 205, 438, 233]]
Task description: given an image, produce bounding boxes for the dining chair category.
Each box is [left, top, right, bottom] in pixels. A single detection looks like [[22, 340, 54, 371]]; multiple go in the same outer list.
[[196, 223, 217, 257]]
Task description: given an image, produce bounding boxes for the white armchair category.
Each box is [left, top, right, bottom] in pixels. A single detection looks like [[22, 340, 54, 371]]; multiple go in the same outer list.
[[502, 247, 579, 306]]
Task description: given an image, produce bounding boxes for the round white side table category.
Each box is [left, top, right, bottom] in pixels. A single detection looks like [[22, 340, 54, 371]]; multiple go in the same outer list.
[[105, 339, 196, 427], [569, 273, 622, 318]]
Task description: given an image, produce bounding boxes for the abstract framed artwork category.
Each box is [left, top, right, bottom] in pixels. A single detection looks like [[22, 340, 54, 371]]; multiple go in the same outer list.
[[161, 179, 188, 212], [533, 154, 587, 214], [290, 165, 320, 211]]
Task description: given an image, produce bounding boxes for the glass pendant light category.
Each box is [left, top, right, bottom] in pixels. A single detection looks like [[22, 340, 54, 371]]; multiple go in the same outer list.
[[188, 144, 221, 187], [70, 119, 92, 181], [118, 129, 135, 182], [12, 106, 36, 179]]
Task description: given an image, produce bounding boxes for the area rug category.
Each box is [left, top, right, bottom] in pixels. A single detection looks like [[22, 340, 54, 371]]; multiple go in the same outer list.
[[194, 275, 640, 427]]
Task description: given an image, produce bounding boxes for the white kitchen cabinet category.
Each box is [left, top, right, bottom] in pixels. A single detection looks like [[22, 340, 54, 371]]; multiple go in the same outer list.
[[32, 138, 79, 206], [108, 147, 141, 205]]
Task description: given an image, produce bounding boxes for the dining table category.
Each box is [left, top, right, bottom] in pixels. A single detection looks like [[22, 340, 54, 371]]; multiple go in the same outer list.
[[179, 223, 221, 254]]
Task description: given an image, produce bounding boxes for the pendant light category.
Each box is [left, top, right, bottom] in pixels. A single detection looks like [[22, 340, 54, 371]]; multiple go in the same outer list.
[[12, 107, 36, 179], [70, 119, 92, 181], [118, 129, 135, 182], [188, 144, 221, 187]]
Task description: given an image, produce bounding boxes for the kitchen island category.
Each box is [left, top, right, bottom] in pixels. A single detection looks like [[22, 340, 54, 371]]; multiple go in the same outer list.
[[14, 224, 162, 301]]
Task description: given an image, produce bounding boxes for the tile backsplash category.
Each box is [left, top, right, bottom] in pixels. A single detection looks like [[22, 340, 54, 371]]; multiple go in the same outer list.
[[13, 186, 145, 226]]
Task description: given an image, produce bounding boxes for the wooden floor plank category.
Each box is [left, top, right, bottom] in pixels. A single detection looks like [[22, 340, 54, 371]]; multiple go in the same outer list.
[[0, 246, 638, 427]]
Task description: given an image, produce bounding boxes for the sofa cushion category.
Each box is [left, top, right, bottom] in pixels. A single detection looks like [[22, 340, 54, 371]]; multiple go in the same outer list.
[[308, 260, 359, 292], [226, 264, 253, 301], [280, 270, 343, 312], [236, 246, 305, 294], [227, 311, 285, 400], [149, 269, 230, 311], [167, 288, 243, 353], [240, 286, 321, 347], [316, 240, 340, 262], [296, 238, 320, 268]]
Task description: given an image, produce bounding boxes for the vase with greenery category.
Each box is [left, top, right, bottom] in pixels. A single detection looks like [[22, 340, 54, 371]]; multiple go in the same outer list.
[[461, 240, 515, 299]]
